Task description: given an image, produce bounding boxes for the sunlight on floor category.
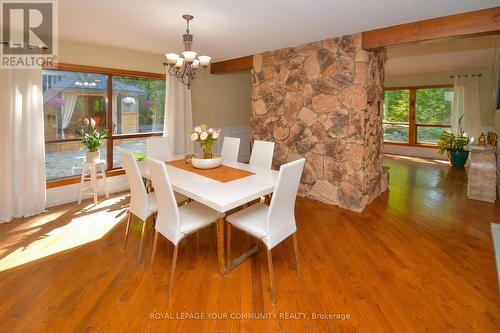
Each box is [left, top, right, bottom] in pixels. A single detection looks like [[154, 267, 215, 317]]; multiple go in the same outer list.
[[385, 154, 451, 166], [0, 195, 128, 272]]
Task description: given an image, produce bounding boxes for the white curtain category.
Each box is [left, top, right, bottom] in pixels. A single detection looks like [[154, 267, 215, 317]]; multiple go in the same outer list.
[[164, 70, 194, 155], [61, 93, 77, 138], [451, 75, 482, 139], [0, 69, 46, 223]]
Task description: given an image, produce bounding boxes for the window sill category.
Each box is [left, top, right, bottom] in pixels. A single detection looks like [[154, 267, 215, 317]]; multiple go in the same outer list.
[[46, 168, 125, 189], [384, 142, 438, 149]]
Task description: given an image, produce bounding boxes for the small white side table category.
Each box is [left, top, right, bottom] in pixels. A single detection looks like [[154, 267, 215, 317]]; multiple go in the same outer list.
[[78, 160, 109, 205]]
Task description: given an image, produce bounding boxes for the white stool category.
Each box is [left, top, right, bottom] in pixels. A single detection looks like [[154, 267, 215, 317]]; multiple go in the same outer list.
[[78, 160, 109, 205]]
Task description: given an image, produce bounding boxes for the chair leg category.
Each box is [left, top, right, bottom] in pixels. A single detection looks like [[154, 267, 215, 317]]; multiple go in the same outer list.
[[226, 223, 232, 271], [150, 231, 159, 274], [293, 233, 301, 279], [138, 218, 148, 263], [168, 244, 179, 297], [123, 212, 132, 249], [267, 249, 276, 304]]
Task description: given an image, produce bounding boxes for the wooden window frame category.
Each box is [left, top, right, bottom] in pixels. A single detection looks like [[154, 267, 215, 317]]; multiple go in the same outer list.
[[44, 63, 165, 188], [384, 84, 453, 148]]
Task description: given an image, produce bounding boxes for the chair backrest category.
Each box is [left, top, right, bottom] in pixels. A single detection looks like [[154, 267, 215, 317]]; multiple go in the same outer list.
[[146, 136, 172, 161], [147, 158, 181, 245], [121, 151, 149, 220], [249, 140, 275, 169], [266, 158, 305, 249], [492, 223, 500, 293], [221, 136, 240, 162]]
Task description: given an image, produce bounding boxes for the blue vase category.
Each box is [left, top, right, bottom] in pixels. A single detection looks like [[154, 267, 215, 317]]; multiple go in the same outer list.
[[447, 150, 469, 168]]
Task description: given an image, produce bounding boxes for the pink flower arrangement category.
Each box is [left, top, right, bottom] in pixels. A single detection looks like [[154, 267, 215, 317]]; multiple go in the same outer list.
[[144, 100, 154, 109], [48, 96, 65, 107]]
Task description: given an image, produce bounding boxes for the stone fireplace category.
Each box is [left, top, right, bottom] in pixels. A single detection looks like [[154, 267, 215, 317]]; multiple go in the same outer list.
[[250, 33, 388, 212]]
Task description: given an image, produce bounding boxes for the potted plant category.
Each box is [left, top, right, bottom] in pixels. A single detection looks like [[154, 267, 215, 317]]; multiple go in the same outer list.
[[189, 124, 222, 169], [437, 116, 469, 168], [77, 117, 108, 163]]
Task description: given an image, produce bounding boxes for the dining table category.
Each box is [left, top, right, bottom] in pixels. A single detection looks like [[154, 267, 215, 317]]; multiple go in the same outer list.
[[138, 155, 279, 275]]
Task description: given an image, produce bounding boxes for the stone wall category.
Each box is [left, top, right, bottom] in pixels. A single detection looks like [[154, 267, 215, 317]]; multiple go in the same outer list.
[[250, 33, 388, 212]]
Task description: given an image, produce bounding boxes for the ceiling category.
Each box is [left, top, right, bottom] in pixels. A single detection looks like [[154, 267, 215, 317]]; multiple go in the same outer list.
[[386, 35, 498, 76], [58, 0, 500, 61]]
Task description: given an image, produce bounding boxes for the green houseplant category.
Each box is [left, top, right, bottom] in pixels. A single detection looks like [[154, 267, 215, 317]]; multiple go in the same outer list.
[[437, 115, 469, 168], [77, 117, 108, 162]]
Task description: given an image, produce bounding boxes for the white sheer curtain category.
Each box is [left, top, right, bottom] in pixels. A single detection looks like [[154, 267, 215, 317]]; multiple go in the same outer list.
[[164, 71, 194, 155], [451, 75, 482, 139], [61, 93, 77, 138], [0, 69, 46, 223]]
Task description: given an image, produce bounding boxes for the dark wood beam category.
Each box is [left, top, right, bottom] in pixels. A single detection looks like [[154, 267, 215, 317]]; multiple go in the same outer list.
[[210, 55, 253, 74], [362, 7, 500, 50]]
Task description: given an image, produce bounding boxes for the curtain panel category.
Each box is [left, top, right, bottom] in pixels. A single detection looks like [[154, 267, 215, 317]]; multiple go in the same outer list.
[[164, 71, 194, 155], [0, 69, 46, 223], [451, 75, 482, 139]]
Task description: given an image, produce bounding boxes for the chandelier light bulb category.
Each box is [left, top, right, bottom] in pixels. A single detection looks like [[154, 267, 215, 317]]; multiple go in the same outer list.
[[182, 51, 197, 63], [174, 57, 184, 68], [192, 59, 200, 69], [198, 55, 211, 67], [165, 53, 179, 65]]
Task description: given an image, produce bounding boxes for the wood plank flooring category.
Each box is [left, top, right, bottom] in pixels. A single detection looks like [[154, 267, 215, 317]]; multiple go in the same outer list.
[[0, 155, 499, 332]]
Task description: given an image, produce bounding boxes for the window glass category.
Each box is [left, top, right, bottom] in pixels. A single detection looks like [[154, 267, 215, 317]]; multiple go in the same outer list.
[[43, 70, 107, 140], [417, 127, 449, 145], [112, 138, 147, 167], [112, 76, 165, 134], [383, 89, 410, 122], [416, 88, 453, 124], [383, 124, 409, 143]]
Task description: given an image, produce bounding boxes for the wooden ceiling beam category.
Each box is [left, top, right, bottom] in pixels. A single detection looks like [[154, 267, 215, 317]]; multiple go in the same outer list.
[[210, 55, 253, 74], [362, 7, 500, 50]]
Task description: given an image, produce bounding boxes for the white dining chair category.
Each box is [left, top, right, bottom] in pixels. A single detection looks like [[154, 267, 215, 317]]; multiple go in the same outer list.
[[121, 151, 158, 263], [249, 140, 275, 169], [226, 158, 305, 304], [221, 136, 240, 163], [146, 136, 172, 161], [122, 151, 187, 263], [148, 158, 223, 297]]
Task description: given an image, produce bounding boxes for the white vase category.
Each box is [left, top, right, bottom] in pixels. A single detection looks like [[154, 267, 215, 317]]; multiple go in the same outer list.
[[86, 150, 100, 163], [191, 154, 222, 169]]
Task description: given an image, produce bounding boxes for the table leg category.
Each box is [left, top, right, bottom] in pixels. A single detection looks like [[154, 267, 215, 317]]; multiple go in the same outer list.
[[216, 217, 226, 275]]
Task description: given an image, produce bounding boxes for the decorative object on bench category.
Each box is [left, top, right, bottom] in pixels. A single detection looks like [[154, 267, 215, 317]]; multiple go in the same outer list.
[[189, 124, 222, 169], [487, 131, 497, 147], [478, 132, 487, 146], [77, 117, 108, 163]]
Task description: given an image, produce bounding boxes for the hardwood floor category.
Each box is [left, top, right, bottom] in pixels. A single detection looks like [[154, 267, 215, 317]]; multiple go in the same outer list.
[[0, 155, 499, 332]]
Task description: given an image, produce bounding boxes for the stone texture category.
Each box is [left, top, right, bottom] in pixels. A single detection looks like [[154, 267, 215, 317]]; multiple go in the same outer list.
[[467, 150, 497, 203], [251, 32, 387, 212]]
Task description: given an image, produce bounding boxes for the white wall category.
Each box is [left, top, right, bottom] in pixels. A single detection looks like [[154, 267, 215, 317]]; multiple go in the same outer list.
[[191, 71, 252, 129], [383, 144, 445, 160]]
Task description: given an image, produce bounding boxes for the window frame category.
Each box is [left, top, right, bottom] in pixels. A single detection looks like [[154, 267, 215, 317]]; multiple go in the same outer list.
[[44, 63, 166, 188], [383, 84, 453, 147]]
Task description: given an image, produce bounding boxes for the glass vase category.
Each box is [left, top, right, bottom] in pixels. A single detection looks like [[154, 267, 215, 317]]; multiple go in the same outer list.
[[201, 144, 213, 159]]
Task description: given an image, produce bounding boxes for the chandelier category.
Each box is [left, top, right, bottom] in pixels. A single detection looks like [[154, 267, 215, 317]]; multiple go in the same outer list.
[[165, 15, 211, 89]]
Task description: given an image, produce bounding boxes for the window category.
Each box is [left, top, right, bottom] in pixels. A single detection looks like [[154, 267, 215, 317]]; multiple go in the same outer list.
[[43, 65, 165, 183], [383, 86, 453, 145]]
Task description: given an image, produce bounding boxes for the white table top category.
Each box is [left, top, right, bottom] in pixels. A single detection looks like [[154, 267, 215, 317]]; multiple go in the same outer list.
[[138, 156, 279, 213]]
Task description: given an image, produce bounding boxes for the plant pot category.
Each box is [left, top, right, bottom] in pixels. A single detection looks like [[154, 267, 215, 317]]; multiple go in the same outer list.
[[446, 150, 469, 168], [86, 150, 101, 163], [191, 154, 222, 169]]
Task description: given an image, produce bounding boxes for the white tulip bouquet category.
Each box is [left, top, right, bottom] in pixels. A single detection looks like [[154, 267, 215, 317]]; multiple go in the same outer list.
[[190, 124, 221, 159]]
